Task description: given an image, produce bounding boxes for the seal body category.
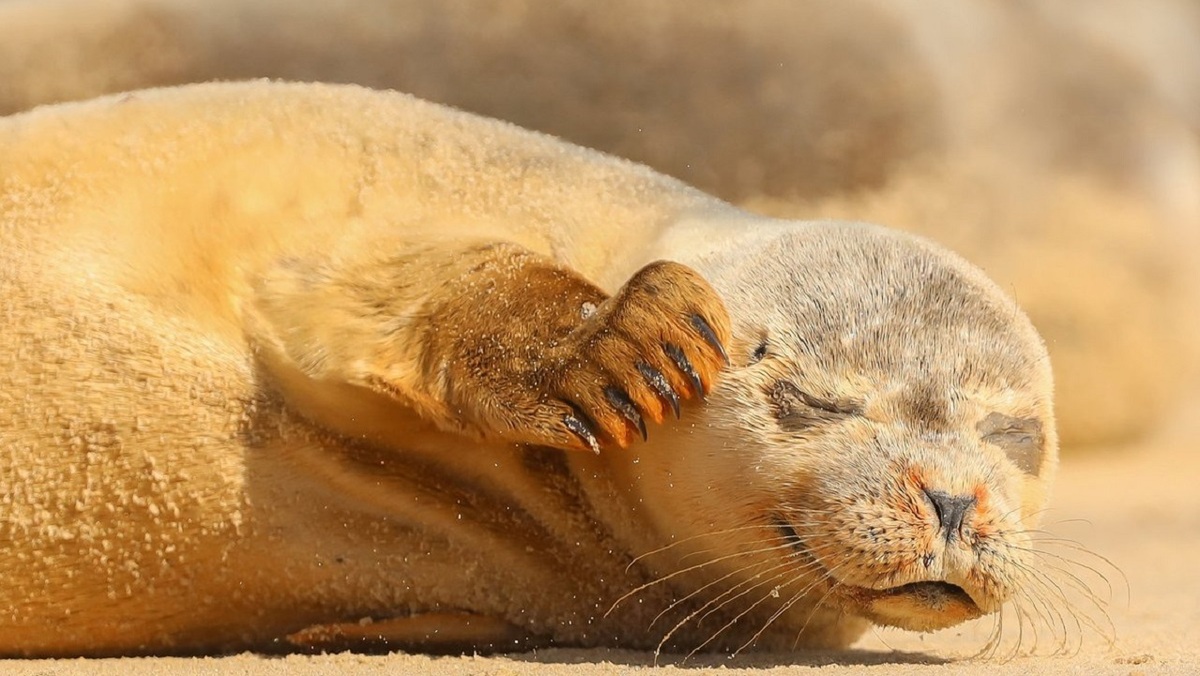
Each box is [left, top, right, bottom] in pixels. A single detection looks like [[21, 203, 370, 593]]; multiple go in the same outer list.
[[0, 82, 1057, 657]]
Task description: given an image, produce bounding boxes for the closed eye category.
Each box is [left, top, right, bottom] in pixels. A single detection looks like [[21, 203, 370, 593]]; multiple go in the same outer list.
[[977, 412, 1044, 474], [768, 380, 862, 432]]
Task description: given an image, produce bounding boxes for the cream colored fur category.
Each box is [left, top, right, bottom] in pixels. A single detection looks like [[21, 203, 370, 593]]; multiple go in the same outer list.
[[1, 82, 1057, 656]]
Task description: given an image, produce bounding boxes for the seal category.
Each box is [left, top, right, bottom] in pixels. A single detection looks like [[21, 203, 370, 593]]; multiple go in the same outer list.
[[0, 81, 1058, 657]]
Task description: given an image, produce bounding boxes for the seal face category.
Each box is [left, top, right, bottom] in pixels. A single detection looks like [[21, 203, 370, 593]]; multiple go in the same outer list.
[[618, 223, 1057, 647], [0, 82, 1057, 657]]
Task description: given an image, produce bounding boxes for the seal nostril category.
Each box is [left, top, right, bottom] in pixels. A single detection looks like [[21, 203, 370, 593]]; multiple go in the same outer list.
[[923, 488, 977, 543]]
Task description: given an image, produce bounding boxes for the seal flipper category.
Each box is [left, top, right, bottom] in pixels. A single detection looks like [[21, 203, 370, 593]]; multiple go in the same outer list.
[[247, 239, 731, 454], [285, 612, 532, 654]]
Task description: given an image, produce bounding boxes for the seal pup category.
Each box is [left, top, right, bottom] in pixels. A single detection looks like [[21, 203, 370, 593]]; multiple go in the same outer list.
[[0, 81, 1057, 657]]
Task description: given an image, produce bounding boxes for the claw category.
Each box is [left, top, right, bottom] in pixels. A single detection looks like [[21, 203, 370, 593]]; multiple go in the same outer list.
[[605, 386, 647, 442], [563, 414, 601, 454], [664, 343, 704, 397], [690, 313, 730, 366], [637, 362, 681, 419]]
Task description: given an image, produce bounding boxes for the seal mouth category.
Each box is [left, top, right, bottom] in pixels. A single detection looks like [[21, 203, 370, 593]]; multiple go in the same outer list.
[[851, 580, 985, 631], [883, 581, 974, 602], [773, 517, 985, 631], [873, 580, 979, 610]]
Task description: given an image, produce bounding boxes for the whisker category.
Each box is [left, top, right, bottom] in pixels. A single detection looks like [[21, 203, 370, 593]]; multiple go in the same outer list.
[[1011, 559, 1115, 655], [692, 557, 831, 626], [624, 523, 794, 573], [790, 574, 847, 649], [681, 569, 801, 659], [1016, 538, 1127, 602], [648, 557, 780, 629], [607, 537, 806, 617], [733, 568, 838, 656], [1013, 547, 1116, 613], [656, 557, 822, 658]]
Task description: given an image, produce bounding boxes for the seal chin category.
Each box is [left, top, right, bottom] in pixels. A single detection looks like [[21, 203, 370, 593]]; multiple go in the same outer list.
[[846, 580, 985, 632]]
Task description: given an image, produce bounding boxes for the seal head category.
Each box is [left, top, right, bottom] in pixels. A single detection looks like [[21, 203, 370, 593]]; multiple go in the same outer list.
[[624, 221, 1056, 642]]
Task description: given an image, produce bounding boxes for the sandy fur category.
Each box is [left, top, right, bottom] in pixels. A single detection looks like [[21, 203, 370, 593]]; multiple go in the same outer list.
[[0, 81, 716, 655], [1, 82, 1060, 657]]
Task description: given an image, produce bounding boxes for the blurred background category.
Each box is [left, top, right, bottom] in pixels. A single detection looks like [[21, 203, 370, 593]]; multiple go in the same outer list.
[[4, 0, 1196, 451]]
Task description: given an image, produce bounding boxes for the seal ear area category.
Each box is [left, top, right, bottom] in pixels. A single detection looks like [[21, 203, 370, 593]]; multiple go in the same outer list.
[[977, 412, 1045, 475], [767, 380, 863, 432], [743, 334, 770, 367]]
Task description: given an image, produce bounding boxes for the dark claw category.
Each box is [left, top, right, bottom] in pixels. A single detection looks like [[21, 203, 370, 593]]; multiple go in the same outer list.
[[664, 343, 704, 397], [690, 313, 729, 366], [605, 386, 647, 442], [563, 414, 601, 454], [637, 362, 681, 419]]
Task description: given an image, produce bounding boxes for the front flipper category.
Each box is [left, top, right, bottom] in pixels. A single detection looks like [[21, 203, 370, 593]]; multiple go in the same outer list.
[[286, 612, 533, 654], [248, 238, 731, 453]]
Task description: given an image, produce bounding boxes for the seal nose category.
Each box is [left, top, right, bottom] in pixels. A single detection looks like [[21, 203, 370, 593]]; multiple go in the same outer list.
[[923, 488, 976, 543]]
